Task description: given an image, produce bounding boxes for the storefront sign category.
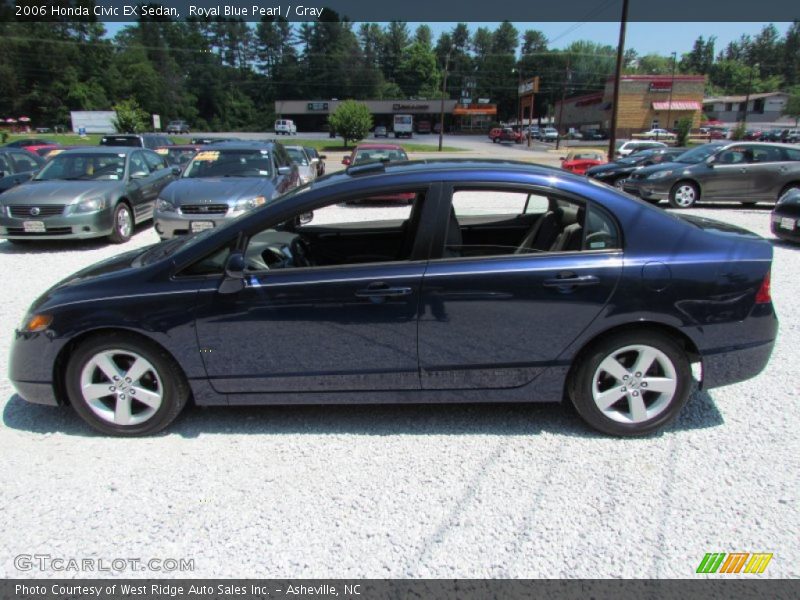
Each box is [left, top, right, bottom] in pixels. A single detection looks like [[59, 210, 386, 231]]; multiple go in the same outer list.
[[307, 102, 329, 111], [648, 81, 672, 92], [392, 103, 430, 111]]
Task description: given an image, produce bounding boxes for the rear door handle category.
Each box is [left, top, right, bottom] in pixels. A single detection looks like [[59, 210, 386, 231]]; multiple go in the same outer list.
[[355, 283, 412, 298], [543, 274, 600, 288]]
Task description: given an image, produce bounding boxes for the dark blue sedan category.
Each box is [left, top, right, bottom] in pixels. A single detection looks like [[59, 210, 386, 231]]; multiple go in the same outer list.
[[9, 160, 777, 436]]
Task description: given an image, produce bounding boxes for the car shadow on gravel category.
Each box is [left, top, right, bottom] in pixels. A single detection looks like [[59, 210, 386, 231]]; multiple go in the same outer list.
[[769, 238, 800, 250], [3, 388, 723, 439]]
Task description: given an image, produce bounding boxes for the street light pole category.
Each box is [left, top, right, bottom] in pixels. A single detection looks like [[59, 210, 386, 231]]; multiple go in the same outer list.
[[556, 55, 571, 150], [438, 50, 451, 152]]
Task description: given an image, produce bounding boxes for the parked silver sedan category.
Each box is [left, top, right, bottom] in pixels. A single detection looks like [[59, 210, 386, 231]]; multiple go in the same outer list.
[[284, 145, 317, 185], [0, 147, 178, 243]]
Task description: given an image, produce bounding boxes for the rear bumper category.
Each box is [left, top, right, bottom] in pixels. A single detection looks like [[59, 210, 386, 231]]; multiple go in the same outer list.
[[771, 212, 800, 243], [702, 339, 776, 389]]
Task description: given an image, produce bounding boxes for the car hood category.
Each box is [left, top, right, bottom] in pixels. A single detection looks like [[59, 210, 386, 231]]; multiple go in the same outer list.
[[628, 161, 697, 179], [26, 246, 152, 314], [160, 177, 274, 204], [586, 162, 638, 176], [0, 180, 119, 205]]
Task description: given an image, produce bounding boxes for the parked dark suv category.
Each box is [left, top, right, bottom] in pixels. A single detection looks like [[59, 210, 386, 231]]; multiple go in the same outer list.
[[100, 134, 174, 151]]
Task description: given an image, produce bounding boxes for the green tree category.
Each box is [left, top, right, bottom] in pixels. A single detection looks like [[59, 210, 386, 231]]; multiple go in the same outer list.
[[329, 100, 373, 147], [396, 42, 440, 98], [675, 117, 693, 146], [112, 99, 149, 133], [783, 87, 800, 126]]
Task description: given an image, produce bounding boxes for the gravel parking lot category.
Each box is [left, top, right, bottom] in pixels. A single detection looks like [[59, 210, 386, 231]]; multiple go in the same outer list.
[[0, 199, 797, 579]]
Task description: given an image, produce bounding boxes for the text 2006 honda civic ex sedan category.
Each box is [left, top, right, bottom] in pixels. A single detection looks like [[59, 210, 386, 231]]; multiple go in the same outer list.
[[10, 160, 778, 436]]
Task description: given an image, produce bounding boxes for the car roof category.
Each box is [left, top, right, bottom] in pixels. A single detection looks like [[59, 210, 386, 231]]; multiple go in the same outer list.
[[354, 144, 404, 150], [197, 141, 277, 150], [58, 146, 139, 155], [160, 144, 201, 150]]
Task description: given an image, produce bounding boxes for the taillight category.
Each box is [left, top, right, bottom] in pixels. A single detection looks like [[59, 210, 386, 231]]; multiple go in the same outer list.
[[755, 270, 772, 304]]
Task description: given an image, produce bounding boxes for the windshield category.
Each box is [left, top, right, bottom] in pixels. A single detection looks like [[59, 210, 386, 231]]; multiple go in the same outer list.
[[101, 136, 140, 147], [285, 147, 309, 166], [34, 153, 126, 181], [182, 149, 273, 178], [354, 149, 408, 163], [675, 144, 722, 164]]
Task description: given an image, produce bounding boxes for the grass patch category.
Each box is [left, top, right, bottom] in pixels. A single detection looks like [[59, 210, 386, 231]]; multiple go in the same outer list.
[[4, 133, 190, 146], [291, 138, 464, 153]]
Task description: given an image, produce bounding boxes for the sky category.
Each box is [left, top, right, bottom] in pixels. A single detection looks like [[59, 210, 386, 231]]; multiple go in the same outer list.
[[102, 21, 793, 57]]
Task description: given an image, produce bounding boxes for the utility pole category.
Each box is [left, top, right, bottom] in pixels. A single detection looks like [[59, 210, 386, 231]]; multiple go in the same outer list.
[[438, 51, 451, 152], [608, 0, 630, 160], [742, 62, 759, 127], [664, 51, 677, 140], [556, 55, 571, 150]]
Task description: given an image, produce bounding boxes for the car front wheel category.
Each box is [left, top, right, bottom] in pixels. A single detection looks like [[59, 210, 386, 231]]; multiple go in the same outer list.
[[669, 181, 699, 208], [65, 333, 190, 436], [108, 202, 133, 244], [568, 331, 692, 436]]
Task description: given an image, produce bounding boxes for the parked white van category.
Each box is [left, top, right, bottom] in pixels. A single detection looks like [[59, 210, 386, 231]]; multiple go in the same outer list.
[[274, 119, 297, 135]]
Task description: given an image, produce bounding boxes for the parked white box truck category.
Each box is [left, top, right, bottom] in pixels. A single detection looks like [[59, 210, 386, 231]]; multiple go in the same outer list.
[[393, 114, 413, 138]]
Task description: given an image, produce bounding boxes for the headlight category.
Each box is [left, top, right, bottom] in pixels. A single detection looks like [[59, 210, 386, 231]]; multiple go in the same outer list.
[[20, 313, 52, 333], [156, 198, 176, 212], [73, 196, 107, 213], [233, 196, 267, 212], [647, 170, 674, 180]]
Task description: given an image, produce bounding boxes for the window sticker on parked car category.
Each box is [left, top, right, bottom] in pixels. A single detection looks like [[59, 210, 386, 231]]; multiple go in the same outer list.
[[155, 148, 169, 155], [195, 151, 220, 161]]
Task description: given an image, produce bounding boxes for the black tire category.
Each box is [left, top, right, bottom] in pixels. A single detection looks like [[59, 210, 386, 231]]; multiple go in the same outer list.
[[65, 332, 190, 436], [5, 238, 31, 245], [108, 202, 133, 244], [567, 330, 692, 436], [611, 176, 627, 190], [668, 180, 699, 208]]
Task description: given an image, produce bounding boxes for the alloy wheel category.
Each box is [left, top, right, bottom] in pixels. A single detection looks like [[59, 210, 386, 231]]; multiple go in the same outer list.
[[79, 349, 163, 426], [673, 184, 697, 207], [591, 344, 678, 424], [117, 206, 133, 238]]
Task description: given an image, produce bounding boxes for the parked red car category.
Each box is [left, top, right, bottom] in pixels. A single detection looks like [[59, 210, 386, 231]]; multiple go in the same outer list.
[[560, 150, 607, 175], [489, 127, 523, 144]]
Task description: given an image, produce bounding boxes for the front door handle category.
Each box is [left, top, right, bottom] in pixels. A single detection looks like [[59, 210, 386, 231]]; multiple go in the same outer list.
[[543, 274, 600, 288], [355, 283, 412, 298]]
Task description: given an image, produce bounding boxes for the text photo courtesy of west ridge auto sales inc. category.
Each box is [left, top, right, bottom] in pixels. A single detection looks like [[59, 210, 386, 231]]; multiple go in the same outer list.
[[0, 0, 798, 597]]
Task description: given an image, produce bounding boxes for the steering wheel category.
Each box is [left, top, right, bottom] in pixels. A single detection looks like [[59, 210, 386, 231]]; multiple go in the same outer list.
[[291, 236, 313, 267]]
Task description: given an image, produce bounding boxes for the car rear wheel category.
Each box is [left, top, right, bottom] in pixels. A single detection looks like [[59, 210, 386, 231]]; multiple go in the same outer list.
[[669, 181, 699, 208], [612, 176, 627, 189], [108, 202, 133, 244], [568, 331, 692, 436], [65, 333, 190, 436]]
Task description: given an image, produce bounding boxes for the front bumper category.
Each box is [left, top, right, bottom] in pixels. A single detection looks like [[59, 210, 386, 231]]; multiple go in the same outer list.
[[0, 209, 114, 240], [154, 210, 237, 239], [622, 178, 671, 200], [9, 329, 70, 407]]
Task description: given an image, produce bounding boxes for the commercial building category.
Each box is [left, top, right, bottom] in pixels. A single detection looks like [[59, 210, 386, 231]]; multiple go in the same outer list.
[[555, 75, 706, 137], [702, 92, 790, 125], [273, 99, 496, 132]]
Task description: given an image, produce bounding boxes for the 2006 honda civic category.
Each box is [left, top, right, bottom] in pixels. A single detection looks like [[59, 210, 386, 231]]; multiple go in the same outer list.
[[10, 160, 777, 436]]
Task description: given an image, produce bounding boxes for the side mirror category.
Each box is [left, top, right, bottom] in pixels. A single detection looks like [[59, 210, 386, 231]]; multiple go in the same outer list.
[[299, 211, 313, 225], [342, 156, 351, 166], [171, 166, 181, 176], [277, 165, 291, 176], [130, 171, 148, 179], [705, 156, 716, 167], [219, 252, 246, 294], [560, 157, 566, 161], [319, 154, 327, 160], [0, 171, 5, 178]]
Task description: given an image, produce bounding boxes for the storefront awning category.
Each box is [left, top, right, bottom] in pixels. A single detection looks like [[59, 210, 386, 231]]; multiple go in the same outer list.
[[652, 101, 701, 111], [453, 106, 497, 116]]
